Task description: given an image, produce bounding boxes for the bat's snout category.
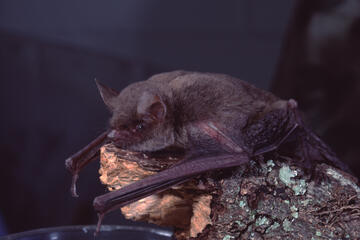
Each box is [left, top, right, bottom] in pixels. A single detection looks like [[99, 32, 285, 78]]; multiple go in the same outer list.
[[107, 129, 132, 147], [108, 129, 129, 140]]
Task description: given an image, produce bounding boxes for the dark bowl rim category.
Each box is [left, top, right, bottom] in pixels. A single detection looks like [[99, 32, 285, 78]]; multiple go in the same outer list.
[[0, 224, 173, 239]]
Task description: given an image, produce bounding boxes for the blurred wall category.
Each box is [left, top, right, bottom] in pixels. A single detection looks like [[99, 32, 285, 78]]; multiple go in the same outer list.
[[0, 0, 294, 87], [272, 0, 360, 178], [0, 0, 295, 234]]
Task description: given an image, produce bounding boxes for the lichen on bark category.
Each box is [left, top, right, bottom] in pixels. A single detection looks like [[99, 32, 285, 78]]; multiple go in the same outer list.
[[99, 144, 360, 239], [197, 159, 359, 240]]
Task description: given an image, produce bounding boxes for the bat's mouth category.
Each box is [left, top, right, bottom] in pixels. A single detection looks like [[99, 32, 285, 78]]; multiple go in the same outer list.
[[107, 129, 147, 151], [105, 144, 186, 172]]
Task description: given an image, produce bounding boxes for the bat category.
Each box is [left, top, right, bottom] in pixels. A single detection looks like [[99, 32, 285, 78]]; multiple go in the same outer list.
[[65, 71, 349, 235]]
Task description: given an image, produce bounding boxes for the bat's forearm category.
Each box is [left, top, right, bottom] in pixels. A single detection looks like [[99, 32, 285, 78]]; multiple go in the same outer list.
[[65, 130, 110, 173], [196, 121, 244, 153], [92, 152, 250, 235], [93, 153, 249, 214]]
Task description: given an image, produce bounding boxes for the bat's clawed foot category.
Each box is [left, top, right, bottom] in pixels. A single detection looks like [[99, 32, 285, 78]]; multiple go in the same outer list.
[[65, 157, 80, 197], [70, 173, 79, 197], [65, 157, 76, 173]]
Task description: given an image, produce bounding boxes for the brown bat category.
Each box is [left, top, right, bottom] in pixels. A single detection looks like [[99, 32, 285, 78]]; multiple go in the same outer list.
[[65, 71, 349, 234]]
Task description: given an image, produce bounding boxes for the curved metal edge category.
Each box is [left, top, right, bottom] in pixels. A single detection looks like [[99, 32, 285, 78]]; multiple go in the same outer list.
[[0, 225, 173, 239]]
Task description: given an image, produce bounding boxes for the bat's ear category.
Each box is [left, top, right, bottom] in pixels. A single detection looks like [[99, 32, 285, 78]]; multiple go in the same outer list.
[[137, 92, 166, 122], [95, 79, 119, 111]]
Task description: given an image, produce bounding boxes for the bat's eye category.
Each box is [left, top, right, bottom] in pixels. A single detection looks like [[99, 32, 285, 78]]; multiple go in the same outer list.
[[136, 122, 144, 131]]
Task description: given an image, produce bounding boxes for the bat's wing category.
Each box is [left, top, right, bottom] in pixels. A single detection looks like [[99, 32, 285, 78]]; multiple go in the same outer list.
[[93, 152, 250, 233], [282, 101, 349, 172]]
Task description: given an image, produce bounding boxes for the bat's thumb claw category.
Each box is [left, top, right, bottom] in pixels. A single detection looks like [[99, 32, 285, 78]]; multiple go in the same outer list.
[[93, 197, 105, 213], [94, 213, 105, 237], [70, 174, 79, 197], [65, 157, 75, 172], [65, 158, 71, 170]]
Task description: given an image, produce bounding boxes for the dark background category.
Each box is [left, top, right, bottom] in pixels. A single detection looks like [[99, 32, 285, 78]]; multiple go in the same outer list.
[[0, 0, 359, 236]]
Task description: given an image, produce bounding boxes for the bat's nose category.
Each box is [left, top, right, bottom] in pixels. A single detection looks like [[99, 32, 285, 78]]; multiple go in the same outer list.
[[107, 129, 117, 139], [107, 129, 132, 146], [107, 129, 126, 140]]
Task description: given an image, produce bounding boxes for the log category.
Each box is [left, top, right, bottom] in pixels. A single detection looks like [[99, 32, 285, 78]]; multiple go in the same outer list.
[[99, 144, 360, 239]]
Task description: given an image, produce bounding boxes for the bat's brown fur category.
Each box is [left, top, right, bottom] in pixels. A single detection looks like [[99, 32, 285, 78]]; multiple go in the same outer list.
[[101, 71, 285, 155], [66, 71, 349, 238]]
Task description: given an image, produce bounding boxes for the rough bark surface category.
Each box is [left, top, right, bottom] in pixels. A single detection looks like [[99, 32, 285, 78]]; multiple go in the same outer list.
[[99, 144, 360, 240]]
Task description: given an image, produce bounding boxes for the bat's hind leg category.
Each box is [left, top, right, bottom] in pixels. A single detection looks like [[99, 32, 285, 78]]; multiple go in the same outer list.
[[253, 123, 298, 156], [252, 99, 349, 178], [245, 99, 300, 157]]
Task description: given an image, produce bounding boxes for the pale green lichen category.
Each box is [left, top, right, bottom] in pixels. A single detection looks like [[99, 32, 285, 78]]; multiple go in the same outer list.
[[301, 199, 310, 206], [234, 186, 241, 194], [223, 235, 234, 240], [266, 160, 275, 172], [239, 200, 247, 208], [249, 211, 256, 221], [279, 166, 297, 185], [290, 205, 299, 218], [282, 218, 292, 232], [316, 230, 322, 236], [292, 179, 307, 195], [265, 221, 280, 234], [290, 205, 298, 211], [255, 216, 270, 226], [279, 165, 307, 195], [326, 168, 360, 196], [267, 160, 275, 167], [235, 220, 246, 228], [291, 212, 299, 218]]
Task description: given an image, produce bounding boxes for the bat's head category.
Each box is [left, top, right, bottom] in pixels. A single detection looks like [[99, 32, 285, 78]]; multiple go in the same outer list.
[[96, 80, 176, 152]]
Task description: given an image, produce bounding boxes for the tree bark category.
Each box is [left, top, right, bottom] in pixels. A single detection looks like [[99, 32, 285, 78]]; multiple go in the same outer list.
[[99, 144, 360, 239]]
